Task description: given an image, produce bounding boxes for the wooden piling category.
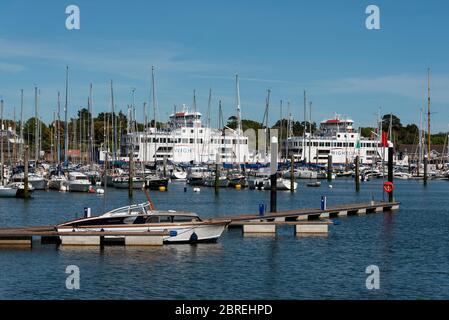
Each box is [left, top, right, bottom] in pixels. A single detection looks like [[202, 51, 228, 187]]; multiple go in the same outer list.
[[270, 136, 278, 212], [355, 155, 360, 192], [24, 146, 29, 198], [388, 146, 394, 202], [327, 154, 332, 182], [128, 149, 133, 198], [423, 155, 428, 186], [290, 154, 295, 193]]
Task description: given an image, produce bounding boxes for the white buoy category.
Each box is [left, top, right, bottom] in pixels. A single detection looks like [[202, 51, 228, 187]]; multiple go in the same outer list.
[[193, 187, 201, 193], [96, 188, 105, 194], [59, 185, 68, 192], [329, 185, 333, 189]]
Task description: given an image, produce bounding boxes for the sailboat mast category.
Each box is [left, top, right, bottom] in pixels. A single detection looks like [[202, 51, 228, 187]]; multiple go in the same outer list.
[[427, 68, 431, 157], [236, 74, 242, 167], [89, 84, 94, 167], [64, 66, 69, 165], [20, 89, 24, 162], [34, 86, 38, 162], [207, 89, 212, 162], [151, 66, 157, 163], [0, 99, 4, 185], [303, 90, 307, 163]]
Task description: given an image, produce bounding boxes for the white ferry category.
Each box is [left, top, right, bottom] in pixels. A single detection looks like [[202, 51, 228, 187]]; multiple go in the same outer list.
[[283, 115, 392, 165], [120, 105, 250, 164]]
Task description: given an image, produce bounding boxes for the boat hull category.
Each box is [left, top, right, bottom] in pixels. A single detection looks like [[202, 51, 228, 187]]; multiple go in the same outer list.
[[68, 183, 91, 192], [57, 222, 228, 243], [0, 187, 17, 198]]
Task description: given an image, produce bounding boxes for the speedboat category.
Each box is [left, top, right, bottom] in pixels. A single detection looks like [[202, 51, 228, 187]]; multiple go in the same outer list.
[[67, 172, 91, 192], [56, 202, 230, 243]]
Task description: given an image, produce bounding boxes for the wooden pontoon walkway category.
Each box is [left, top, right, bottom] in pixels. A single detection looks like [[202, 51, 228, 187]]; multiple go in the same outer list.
[[0, 201, 400, 244], [223, 201, 400, 226]]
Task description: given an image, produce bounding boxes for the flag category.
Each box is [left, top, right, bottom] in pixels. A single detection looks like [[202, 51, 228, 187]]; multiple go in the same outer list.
[[381, 131, 388, 147]]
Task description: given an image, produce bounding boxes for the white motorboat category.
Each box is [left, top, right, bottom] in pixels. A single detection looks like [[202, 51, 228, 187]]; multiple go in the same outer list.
[[263, 178, 298, 190], [10, 172, 47, 190], [0, 185, 16, 198], [67, 172, 91, 192], [170, 169, 187, 181], [113, 175, 146, 189], [48, 175, 68, 190], [56, 202, 230, 243], [203, 174, 229, 188], [6, 182, 35, 197], [393, 172, 412, 180]]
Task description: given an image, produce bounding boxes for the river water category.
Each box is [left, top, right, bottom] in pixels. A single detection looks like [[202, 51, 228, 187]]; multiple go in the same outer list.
[[0, 179, 448, 299]]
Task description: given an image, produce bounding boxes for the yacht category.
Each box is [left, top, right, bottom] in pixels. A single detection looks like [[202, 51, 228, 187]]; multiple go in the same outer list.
[[67, 172, 91, 192], [56, 202, 230, 243]]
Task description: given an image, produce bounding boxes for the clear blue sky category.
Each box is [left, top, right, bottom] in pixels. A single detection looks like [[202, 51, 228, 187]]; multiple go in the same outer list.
[[1, 0, 449, 132]]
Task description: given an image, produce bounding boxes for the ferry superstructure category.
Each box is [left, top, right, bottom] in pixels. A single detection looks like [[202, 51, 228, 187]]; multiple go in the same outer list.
[[120, 106, 250, 164], [283, 115, 392, 165]]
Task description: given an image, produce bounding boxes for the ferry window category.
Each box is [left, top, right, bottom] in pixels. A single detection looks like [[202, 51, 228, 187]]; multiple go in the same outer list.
[[191, 130, 194, 133], [337, 134, 340, 138], [337, 143, 342, 147], [182, 138, 188, 143], [199, 130, 203, 133], [349, 143, 354, 147], [351, 135, 354, 138], [325, 142, 331, 147], [190, 138, 194, 144]]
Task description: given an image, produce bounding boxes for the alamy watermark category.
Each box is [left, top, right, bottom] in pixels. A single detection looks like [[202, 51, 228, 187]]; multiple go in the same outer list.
[[65, 5, 80, 30], [365, 5, 380, 30], [65, 265, 80, 290], [365, 265, 380, 290]]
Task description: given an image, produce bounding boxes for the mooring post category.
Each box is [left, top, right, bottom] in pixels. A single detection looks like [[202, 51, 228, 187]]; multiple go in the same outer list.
[[215, 153, 220, 194], [128, 149, 133, 198], [327, 154, 332, 182], [24, 145, 29, 198], [270, 136, 278, 213], [423, 155, 428, 186], [290, 154, 295, 193], [355, 155, 360, 192], [388, 146, 394, 202]]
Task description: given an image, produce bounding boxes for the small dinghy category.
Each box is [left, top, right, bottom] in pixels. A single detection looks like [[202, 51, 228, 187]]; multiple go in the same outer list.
[[306, 181, 321, 187]]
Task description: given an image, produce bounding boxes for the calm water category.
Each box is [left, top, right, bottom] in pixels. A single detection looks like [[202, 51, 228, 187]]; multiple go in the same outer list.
[[1, 179, 448, 299]]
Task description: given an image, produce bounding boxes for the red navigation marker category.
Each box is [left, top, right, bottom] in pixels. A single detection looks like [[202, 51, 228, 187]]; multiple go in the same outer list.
[[383, 181, 394, 193]]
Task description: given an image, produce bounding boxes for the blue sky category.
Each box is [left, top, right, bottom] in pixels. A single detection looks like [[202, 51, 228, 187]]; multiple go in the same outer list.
[[0, 0, 449, 132]]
